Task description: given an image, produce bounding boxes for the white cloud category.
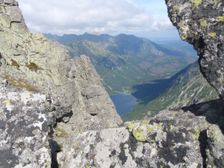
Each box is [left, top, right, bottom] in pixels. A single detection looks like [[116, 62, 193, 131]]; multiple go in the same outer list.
[[17, 0, 173, 37]]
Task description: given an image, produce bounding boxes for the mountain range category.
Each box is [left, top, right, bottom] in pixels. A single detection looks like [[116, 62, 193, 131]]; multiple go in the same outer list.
[[46, 33, 217, 120], [46, 33, 196, 94]]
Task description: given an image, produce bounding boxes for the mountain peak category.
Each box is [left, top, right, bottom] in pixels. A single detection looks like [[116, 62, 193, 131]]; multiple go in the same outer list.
[[0, 0, 27, 31]]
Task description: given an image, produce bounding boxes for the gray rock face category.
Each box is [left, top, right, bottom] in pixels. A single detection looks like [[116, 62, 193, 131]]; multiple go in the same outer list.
[[71, 55, 122, 133], [165, 0, 224, 99], [0, 81, 51, 168], [0, 0, 27, 31], [0, 1, 122, 167], [57, 111, 224, 168], [54, 55, 123, 151], [206, 125, 224, 167], [0, 0, 122, 129], [165, 2, 224, 165]]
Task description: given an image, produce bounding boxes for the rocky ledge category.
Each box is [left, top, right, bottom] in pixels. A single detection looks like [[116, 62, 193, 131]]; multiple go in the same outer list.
[[57, 111, 224, 168]]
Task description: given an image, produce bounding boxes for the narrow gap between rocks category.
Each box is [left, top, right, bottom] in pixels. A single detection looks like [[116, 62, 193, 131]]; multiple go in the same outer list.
[[49, 139, 61, 168], [199, 130, 208, 168]]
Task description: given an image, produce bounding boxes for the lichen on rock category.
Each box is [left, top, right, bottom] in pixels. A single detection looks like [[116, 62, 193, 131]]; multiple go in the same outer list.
[[56, 111, 224, 168], [0, 81, 50, 168], [166, 0, 224, 100], [0, 0, 122, 167]]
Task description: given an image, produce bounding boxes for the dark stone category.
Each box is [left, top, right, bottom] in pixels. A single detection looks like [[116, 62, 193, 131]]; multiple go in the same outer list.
[[118, 143, 128, 165], [166, 0, 224, 99]]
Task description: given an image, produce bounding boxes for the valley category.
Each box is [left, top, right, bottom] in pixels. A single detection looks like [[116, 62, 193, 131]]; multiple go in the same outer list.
[[46, 33, 217, 120], [46, 33, 196, 92], [126, 62, 218, 120]]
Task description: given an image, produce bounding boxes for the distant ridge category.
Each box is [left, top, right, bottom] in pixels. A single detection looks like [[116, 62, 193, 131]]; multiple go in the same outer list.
[[46, 33, 197, 94], [127, 62, 218, 120]]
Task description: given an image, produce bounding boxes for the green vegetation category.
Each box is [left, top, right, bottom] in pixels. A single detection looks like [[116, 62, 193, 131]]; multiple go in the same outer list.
[[180, 34, 187, 40], [55, 127, 68, 138], [191, 127, 201, 141], [10, 59, 20, 69], [208, 32, 217, 38], [126, 120, 162, 142], [85, 163, 91, 168], [191, 0, 202, 8], [216, 16, 224, 22], [126, 121, 147, 142], [26, 62, 42, 72], [199, 19, 208, 28], [125, 63, 218, 121], [52, 34, 196, 94], [133, 128, 147, 142], [2, 74, 38, 92], [47, 34, 203, 121]]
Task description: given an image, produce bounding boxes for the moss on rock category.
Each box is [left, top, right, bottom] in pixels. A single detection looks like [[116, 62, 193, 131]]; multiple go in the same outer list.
[[199, 19, 208, 28], [26, 62, 42, 72], [208, 32, 217, 38], [191, 0, 202, 8], [216, 16, 224, 22], [55, 127, 68, 138], [132, 128, 147, 142], [10, 59, 20, 69], [2, 75, 38, 92]]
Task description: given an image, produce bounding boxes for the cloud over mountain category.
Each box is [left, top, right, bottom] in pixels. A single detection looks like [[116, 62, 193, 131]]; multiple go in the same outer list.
[[17, 0, 175, 38]]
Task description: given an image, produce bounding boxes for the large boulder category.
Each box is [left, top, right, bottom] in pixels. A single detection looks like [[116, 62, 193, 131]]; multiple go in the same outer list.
[[57, 111, 224, 168], [165, 0, 224, 99]]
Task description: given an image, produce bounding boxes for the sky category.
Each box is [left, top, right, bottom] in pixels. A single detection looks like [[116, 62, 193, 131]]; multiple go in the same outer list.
[[17, 0, 180, 41]]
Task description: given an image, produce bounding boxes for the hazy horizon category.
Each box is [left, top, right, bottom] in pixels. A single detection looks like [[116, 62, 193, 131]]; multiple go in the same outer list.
[[46, 32, 182, 43]]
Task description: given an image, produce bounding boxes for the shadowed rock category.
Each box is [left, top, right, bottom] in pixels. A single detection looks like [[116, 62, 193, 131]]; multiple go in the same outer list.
[[165, 0, 224, 99]]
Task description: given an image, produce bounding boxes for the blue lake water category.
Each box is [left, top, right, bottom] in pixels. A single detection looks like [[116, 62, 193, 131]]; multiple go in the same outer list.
[[111, 79, 173, 119], [111, 93, 137, 117]]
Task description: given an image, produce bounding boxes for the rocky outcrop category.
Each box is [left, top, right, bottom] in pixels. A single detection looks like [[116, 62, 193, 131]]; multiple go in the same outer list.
[[0, 0, 27, 31], [54, 55, 123, 149], [57, 111, 224, 168], [165, 0, 224, 99], [0, 1, 122, 167], [0, 0, 121, 128], [0, 81, 51, 168]]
